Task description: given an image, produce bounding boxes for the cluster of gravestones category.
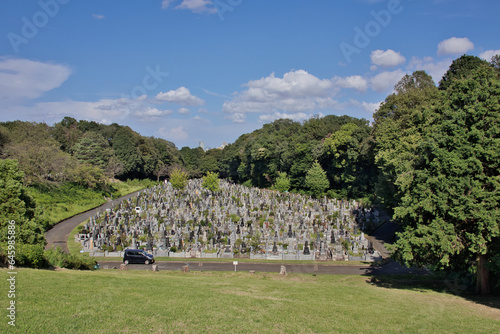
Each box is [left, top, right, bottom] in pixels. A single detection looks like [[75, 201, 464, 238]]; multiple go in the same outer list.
[[77, 179, 380, 260]]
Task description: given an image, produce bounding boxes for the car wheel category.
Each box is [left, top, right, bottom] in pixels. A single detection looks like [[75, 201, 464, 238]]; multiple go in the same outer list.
[[124, 260, 129, 265], [145, 260, 150, 265]]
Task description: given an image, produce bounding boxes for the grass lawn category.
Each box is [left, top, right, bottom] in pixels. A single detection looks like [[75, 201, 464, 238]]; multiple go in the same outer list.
[[1, 269, 498, 333], [29, 179, 157, 228]]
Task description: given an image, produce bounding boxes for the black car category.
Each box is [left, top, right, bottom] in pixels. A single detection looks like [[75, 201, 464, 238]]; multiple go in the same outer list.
[[123, 249, 155, 265]]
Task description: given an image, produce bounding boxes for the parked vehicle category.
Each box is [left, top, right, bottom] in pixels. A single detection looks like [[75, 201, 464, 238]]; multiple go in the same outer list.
[[123, 249, 155, 265]]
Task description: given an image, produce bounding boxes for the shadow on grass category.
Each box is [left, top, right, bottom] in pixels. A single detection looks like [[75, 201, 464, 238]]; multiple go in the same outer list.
[[364, 260, 500, 311]]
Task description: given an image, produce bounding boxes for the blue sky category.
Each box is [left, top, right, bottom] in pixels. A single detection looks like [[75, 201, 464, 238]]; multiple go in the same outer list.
[[0, 0, 499, 149]]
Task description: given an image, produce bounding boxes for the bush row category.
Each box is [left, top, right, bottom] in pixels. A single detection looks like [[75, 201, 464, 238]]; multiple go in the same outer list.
[[0, 244, 97, 270]]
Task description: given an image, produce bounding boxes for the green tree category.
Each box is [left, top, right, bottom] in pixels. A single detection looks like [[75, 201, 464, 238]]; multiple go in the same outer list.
[[71, 163, 106, 189], [153, 161, 169, 182], [0, 159, 45, 245], [490, 54, 500, 72], [179, 146, 205, 178], [201, 171, 220, 193], [200, 149, 222, 175], [72, 132, 113, 170], [105, 156, 124, 182], [392, 64, 500, 295], [439, 55, 489, 90], [169, 167, 189, 191], [1, 121, 74, 184], [395, 70, 435, 94], [112, 127, 141, 178], [274, 172, 291, 193], [373, 71, 440, 209], [305, 161, 329, 198], [51, 117, 83, 152]]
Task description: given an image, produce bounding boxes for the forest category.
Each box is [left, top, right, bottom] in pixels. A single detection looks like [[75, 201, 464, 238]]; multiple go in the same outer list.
[[1, 54, 499, 293]]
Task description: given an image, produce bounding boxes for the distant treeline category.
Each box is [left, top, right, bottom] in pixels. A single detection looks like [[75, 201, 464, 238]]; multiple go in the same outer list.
[[0, 118, 181, 189]]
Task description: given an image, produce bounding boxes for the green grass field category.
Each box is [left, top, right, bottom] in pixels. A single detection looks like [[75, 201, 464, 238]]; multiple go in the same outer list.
[[29, 179, 157, 228], [1, 269, 498, 333]]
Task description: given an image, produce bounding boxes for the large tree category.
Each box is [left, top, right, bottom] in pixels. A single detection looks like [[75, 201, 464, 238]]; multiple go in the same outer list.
[[439, 55, 489, 90], [373, 71, 440, 210], [0, 159, 45, 245], [169, 167, 189, 191], [201, 171, 220, 193], [391, 64, 500, 294], [112, 127, 142, 178], [274, 172, 291, 193], [72, 132, 114, 170], [305, 161, 330, 198]]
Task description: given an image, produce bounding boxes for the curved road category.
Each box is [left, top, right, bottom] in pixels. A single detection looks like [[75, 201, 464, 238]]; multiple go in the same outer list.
[[45, 190, 143, 253]]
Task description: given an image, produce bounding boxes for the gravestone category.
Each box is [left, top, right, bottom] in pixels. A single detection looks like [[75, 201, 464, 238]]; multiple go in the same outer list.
[[303, 241, 310, 255]]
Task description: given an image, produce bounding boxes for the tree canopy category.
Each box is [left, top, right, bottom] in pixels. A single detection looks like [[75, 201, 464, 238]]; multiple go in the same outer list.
[[374, 57, 500, 294], [201, 171, 221, 193]]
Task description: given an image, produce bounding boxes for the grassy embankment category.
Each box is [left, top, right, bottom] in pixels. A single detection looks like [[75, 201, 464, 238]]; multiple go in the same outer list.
[[28, 179, 158, 229], [1, 268, 498, 333]]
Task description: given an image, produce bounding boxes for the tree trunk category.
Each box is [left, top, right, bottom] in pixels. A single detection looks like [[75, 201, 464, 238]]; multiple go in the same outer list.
[[476, 254, 491, 295]]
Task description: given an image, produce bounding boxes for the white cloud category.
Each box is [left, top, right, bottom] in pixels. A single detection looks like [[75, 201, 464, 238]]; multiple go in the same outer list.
[[222, 70, 339, 122], [155, 87, 205, 106], [178, 107, 190, 115], [333, 75, 368, 92], [176, 0, 216, 13], [258, 112, 311, 123], [224, 112, 246, 123], [245, 70, 333, 97], [0, 58, 71, 103], [159, 126, 189, 141], [370, 69, 406, 93], [2, 100, 125, 125], [479, 50, 500, 61], [192, 115, 209, 122], [370, 49, 406, 68], [92, 14, 105, 19], [437, 37, 474, 56], [407, 56, 452, 84], [133, 107, 173, 120], [162, 0, 216, 14], [161, 0, 175, 9], [349, 99, 381, 113], [2, 95, 176, 125]]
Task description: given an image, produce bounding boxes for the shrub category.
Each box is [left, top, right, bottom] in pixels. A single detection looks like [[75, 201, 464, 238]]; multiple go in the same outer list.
[[16, 243, 48, 269], [45, 247, 97, 270]]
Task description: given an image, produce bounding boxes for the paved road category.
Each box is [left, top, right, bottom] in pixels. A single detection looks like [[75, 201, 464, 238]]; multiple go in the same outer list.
[[97, 261, 427, 276], [45, 191, 143, 252], [366, 207, 401, 259], [99, 261, 371, 275]]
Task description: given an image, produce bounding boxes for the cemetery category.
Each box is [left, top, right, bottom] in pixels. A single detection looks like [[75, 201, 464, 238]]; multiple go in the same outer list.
[[75, 180, 382, 262]]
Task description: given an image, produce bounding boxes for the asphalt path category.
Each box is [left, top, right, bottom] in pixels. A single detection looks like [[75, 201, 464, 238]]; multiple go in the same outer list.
[[45, 190, 143, 252], [99, 261, 371, 275], [97, 260, 427, 276]]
